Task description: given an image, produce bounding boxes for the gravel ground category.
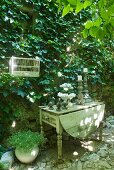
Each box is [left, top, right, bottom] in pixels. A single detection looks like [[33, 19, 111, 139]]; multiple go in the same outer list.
[[11, 116, 114, 170]]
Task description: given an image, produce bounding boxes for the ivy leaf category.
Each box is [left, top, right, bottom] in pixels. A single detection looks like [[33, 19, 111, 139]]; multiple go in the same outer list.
[[75, 0, 83, 14], [85, 20, 93, 29], [17, 89, 26, 97], [1, 5, 6, 10], [83, 0, 92, 9], [47, 40, 55, 44], [82, 28, 89, 38], [98, 0, 107, 9], [108, 4, 114, 16], [62, 4, 71, 16], [96, 28, 104, 39], [3, 91, 8, 97], [100, 10, 109, 21], [39, 80, 50, 85], [4, 0, 12, 5], [110, 18, 114, 27], [67, 0, 77, 5], [89, 26, 98, 37], [58, 0, 62, 12], [4, 107, 10, 113], [93, 18, 102, 27], [0, 82, 3, 87]]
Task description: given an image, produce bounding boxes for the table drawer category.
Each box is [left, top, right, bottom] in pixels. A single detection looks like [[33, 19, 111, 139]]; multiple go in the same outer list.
[[42, 111, 56, 127]]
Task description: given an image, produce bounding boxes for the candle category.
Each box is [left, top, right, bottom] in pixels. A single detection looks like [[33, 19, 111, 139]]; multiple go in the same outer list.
[[78, 75, 82, 81], [83, 68, 88, 73]]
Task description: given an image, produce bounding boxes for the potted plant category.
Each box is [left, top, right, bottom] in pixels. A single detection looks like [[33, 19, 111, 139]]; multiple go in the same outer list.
[[7, 130, 45, 163], [0, 163, 7, 170]]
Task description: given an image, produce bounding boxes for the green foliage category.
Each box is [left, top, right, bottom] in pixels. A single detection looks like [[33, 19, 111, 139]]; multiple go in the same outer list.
[[0, 163, 7, 170], [0, 145, 5, 159], [0, 0, 84, 106], [57, 0, 114, 39], [0, 0, 114, 141], [102, 85, 114, 112], [7, 130, 45, 152]]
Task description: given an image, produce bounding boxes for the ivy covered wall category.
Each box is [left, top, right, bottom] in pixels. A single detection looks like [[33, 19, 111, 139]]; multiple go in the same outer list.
[[0, 0, 114, 140]]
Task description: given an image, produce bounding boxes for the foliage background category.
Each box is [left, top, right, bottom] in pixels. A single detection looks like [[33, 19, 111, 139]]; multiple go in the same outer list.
[[0, 0, 114, 141], [58, 0, 114, 39]]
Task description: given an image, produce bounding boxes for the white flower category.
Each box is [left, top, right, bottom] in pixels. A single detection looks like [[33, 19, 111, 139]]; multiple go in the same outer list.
[[60, 83, 73, 89], [58, 92, 62, 97], [58, 72, 63, 77], [69, 93, 76, 99], [58, 92, 68, 98], [63, 87, 68, 91]]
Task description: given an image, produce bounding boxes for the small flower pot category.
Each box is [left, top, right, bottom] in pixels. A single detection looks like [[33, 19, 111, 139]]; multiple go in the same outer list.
[[15, 146, 39, 163]]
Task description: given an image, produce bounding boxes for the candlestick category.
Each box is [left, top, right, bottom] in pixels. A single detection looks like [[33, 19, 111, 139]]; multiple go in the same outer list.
[[56, 98, 62, 111], [48, 97, 55, 110], [83, 71, 93, 103], [77, 79, 85, 105]]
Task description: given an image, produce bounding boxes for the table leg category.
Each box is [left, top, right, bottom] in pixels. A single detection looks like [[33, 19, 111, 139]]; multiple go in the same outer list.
[[56, 119, 63, 160], [57, 133, 62, 160], [41, 125, 44, 135], [39, 109, 44, 135], [99, 121, 103, 141]]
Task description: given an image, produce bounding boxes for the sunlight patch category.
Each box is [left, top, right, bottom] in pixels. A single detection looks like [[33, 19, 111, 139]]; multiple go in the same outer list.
[[73, 151, 78, 156], [31, 150, 37, 156], [11, 121, 16, 128]]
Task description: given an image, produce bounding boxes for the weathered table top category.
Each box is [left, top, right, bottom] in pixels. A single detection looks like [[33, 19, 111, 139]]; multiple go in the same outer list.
[[40, 101, 105, 138], [39, 101, 104, 115]]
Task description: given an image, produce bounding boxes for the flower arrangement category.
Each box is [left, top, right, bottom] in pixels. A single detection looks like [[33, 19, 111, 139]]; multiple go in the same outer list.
[[58, 83, 76, 104]]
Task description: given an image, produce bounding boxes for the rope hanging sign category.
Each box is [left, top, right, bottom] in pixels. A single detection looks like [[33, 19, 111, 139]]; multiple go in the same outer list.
[[9, 56, 40, 77]]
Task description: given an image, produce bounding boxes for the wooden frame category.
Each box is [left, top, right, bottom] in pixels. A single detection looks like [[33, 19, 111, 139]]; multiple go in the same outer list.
[[9, 56, 40, 77]]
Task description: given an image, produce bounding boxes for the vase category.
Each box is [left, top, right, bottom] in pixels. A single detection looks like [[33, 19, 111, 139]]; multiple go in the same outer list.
[[15, 146, 39, 163]]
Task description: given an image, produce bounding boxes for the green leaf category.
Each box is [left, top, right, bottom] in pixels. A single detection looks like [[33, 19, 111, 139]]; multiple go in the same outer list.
[[85, 20, 93, 29], [108, 4, 114, 16], [67, 0, 77, 6], [83, 0, 92, 9], [62, 4, 71, 16], [110, 18, 114, 27], [17, 89, 25, 97], [63, 0, 69, 6], [47, 40, 55, 44], [98, 0, 107, 9], [75, 0, 83, 13], [100, 10, 110, 21], [1, 5, 6, 10], [4, 0, 12, 5], [82, 28, 89, 38], [3, 91, 8, 97], [4, 107, 10, 113], [93, 18, 102, 27], [89, 26, 98, 37], [57, 0, 62, 12], [96, 28, 104, 39], [39, 80, 50, 85], [0, 82, 3, 87]]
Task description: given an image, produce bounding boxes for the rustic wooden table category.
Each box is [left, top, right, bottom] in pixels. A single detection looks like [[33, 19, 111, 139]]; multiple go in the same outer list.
[[39, 102, 105, 160]]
